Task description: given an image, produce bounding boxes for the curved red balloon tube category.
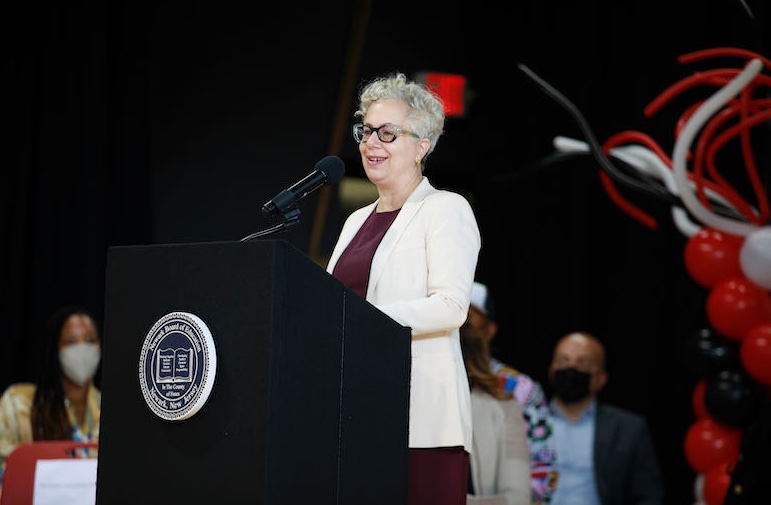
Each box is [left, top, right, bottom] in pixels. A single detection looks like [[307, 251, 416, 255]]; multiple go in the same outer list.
[[598, 127, 752, 231], [678, 46, 771, 69], [701, 104, 771, 223], [597, 48, 770, 232]]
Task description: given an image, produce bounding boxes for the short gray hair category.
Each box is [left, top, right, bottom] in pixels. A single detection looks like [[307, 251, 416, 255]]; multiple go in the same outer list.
[[354, 72, 445, 163]]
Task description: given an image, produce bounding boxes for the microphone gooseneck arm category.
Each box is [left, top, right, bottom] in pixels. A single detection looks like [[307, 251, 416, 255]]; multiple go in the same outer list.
[[240, 205, 301, 242]]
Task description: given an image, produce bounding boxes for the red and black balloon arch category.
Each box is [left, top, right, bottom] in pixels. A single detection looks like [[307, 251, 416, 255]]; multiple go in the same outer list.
[[520, 46, 771, 505]]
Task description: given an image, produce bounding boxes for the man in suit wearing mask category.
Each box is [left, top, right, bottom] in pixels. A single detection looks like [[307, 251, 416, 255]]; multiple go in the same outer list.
[[547, 331, 664, 505]]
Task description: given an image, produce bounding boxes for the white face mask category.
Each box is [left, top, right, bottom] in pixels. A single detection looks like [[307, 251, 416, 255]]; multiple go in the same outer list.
[[59, 342, 101, 386]]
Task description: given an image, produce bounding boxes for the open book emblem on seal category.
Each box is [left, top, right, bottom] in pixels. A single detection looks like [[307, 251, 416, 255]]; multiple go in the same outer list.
[[139, 312, 217, 421]]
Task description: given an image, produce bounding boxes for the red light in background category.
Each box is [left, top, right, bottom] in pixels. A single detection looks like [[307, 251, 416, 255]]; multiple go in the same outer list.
[[416, 72, 467, 117]]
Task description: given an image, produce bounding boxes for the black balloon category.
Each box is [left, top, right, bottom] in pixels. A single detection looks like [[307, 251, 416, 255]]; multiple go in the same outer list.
[[704, 369, 764, 427], [684, 328, 742, 379]]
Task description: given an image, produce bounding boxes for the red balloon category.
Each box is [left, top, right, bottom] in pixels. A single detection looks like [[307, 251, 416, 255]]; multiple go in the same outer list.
[[703, 462, 733, 505], [683, 418, 742, 473], [692, 380, 709, 419], [740, 323, 771, 385], [706, 276, 771, 340], [684, 227, 743, 289]]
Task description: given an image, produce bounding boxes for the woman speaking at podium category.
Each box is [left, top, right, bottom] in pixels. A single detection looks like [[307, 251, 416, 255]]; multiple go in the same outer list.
[[327, 72, 481, 505]]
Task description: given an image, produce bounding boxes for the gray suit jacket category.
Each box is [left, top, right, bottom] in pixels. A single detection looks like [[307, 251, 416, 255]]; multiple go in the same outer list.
[[593, 403, 664, 505]]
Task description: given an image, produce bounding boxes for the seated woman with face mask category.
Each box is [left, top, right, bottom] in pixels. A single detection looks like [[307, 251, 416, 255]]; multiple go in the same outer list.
[[0, 305, 102, 488]]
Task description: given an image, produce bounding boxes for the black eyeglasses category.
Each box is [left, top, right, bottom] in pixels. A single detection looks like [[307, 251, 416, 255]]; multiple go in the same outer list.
[[352, 123, 419, 143]]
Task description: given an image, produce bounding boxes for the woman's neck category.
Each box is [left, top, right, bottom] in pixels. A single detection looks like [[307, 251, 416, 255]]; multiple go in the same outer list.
[[377, 174, 422, 212], [62, 378, 89, 406]]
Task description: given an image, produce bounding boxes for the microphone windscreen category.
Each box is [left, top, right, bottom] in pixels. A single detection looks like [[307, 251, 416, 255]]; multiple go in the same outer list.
[[315, 155, 345, 185]]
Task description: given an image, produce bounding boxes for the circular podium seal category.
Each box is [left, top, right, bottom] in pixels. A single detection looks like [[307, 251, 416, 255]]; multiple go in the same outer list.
[[139, 311, 217, 421]]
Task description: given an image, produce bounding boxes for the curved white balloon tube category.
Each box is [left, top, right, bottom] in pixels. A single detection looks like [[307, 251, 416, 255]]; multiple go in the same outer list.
[[553, 136, 746, 211], [609, 147, 701, 236], [552, 136, 743, 237], [553, 135, 590, 154], [620, 145, 738, 209], [671, 58, 763, 237]]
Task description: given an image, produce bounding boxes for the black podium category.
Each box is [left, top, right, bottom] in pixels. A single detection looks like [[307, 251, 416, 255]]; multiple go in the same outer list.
[[95, 240, 411, 505]]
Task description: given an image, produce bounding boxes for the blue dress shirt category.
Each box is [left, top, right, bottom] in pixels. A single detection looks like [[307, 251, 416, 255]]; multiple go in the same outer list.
[[550, 400, 601, 505]]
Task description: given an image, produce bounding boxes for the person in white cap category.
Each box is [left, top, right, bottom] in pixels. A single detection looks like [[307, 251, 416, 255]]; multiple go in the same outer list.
[[464, 282, 558, 505]]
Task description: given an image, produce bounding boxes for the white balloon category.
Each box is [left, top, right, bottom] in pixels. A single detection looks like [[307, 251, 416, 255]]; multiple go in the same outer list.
[[740, 226, 771, 290]]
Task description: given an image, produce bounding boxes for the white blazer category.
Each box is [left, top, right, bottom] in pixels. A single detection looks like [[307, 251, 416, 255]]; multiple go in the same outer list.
[[468, 391, 531, 505], [327, 177, 481, 451]]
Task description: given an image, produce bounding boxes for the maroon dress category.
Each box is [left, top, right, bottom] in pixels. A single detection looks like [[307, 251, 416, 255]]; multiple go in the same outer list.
[[332, 208, 399, 298]]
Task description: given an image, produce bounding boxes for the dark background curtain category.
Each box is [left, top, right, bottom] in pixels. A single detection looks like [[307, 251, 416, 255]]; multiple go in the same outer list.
[[2, 1, 769, 504]]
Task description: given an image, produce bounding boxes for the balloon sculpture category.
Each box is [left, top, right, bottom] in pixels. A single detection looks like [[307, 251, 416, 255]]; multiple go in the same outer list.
[[519, 46, 771, 505]]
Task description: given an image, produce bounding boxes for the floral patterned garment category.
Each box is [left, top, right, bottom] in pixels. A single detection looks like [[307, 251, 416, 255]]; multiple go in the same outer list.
[[491, 358, 558, 505]]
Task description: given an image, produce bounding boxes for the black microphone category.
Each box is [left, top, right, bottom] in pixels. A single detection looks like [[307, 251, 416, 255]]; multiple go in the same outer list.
[[262, 155, 346, 217]]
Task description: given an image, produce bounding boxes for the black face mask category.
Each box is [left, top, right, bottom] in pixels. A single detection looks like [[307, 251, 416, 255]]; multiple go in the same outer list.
[[551, 368, 591, 403]]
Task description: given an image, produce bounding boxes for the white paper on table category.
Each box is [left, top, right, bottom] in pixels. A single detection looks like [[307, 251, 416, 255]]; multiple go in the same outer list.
[[32, 458, 97, 505]]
